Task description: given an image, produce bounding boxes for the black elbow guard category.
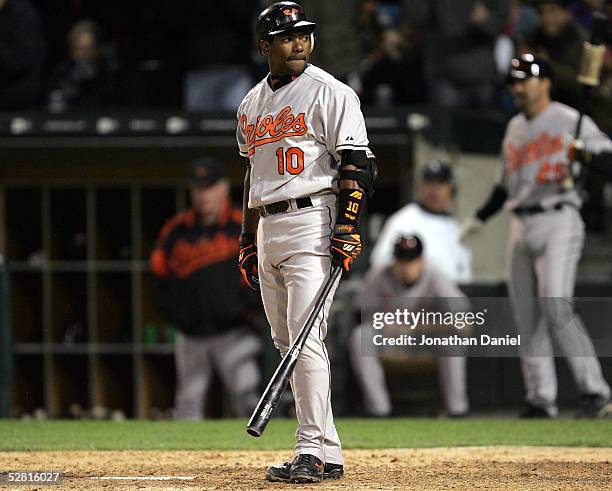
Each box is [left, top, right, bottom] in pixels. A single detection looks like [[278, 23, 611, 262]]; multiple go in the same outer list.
[[339, 150, 378, 196]]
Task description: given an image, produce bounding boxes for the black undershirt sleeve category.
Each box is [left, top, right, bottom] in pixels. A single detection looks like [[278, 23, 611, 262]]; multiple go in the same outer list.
[[475, 185, 508, 222], [585, 151, 612, 181]]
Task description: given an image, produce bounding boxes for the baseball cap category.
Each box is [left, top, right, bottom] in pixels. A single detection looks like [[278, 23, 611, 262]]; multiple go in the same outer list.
[[188, 157, 224, 187], [421, 160, 453, 182], [507, 54, 552, 83], [393, 235, 424, 262]]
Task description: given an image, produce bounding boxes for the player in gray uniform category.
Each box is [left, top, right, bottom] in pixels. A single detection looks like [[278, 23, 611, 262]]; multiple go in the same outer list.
[[236, 2, 377, 483], [461, 54, 611, 418], [351, 235, 471, 417]]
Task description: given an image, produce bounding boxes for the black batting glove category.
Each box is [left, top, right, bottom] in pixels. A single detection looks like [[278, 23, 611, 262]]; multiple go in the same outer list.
[[331, 224, 362, 271], [238, 233, 260, 291]]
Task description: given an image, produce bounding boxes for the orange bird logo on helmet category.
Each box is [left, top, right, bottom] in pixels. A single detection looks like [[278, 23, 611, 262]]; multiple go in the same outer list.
[[282, 7, 300, 16]]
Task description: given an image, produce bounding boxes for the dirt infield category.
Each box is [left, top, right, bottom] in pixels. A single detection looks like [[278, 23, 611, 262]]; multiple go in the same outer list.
[[1, 447, 611, 490]]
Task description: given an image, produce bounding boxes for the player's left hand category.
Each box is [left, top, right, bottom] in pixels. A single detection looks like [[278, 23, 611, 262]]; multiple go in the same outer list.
[[239, 233, 260, 291], [331, 224, 362, 271], [458, 215, 484, 245]]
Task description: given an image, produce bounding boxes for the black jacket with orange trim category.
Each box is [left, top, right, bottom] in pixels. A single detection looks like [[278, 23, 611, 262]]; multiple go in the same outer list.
[[150, 199, 255, 337]]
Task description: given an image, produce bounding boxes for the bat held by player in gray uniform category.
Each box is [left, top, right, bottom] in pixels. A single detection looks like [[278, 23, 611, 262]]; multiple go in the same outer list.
[[247, 264, 342, 437], [565, 11, 608, 188]]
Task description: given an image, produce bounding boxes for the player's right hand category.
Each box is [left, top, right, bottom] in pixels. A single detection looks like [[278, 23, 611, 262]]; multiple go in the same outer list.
[[458, 216, 484, 244], [331, 224, 362, 271], [567, 139, 591, 164], [238, 233, 260, 291]]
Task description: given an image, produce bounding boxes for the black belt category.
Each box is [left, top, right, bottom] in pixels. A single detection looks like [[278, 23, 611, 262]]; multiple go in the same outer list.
[[513, 202, 576, 216], [259, 196, 313, 216]]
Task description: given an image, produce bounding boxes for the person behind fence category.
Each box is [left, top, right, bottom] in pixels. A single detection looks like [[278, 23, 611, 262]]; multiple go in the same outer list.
[[150, 158, 262, 419], [0, 0, 45, 111], [46, 19, 120, 113], [350, 235, 471, 418]]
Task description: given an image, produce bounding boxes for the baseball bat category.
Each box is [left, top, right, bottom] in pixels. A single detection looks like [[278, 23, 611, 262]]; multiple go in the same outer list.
[[563, 11, 608, 189], [246, 264, 342, 437]]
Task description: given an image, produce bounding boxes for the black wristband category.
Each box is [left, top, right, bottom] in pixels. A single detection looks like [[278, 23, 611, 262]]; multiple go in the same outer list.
[[239, 233, 256, 246], [336, 188, 364, 230]]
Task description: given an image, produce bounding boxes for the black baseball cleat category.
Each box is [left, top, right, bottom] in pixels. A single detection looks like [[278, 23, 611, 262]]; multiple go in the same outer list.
[[265, 461, 292, 482], [266, 457, 343, 482], [290, 454, 324, 483], [519, 403, 554, 419], [575, 394, 611, 419], [322, 462, 344, 480]]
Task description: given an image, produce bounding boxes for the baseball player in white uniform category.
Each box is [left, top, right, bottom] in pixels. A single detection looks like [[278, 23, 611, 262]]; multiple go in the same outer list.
[[461, 54, 611, 418], [370, 160, 472, 282], [236, 2, 377, 483]]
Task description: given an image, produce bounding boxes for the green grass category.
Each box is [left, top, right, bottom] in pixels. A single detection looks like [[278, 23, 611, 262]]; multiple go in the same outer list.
[[1, 419, 611, 451]]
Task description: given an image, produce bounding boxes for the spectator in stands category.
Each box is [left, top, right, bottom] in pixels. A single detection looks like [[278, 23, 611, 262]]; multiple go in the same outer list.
[[301, 0, 363, 86], [0, 0, 45, 111], [568, 0, 606, 30], [358, 0, 386, 56], [150, 158, 262, 420], [350, 235, 472, 417], [182, 0, 258, 111], [401, 0, 509, 108], [46, 20, 120, 113], [505, 0, 540, 46], [524, 0, 587, 109], [360, 27, 428, 106]]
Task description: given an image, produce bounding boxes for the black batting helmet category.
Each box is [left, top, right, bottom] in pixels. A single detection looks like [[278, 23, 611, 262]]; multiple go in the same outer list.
[[394, 235, 424, 262], [256, 2, 317, 41], [507, 54, 553, 84]]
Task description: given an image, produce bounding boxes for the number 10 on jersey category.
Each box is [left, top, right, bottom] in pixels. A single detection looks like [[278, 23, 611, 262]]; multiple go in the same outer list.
[[276, 147, 304, 175]]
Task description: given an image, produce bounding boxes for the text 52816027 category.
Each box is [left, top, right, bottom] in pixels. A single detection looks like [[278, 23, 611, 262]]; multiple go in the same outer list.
[[0, 471, 64, 485]]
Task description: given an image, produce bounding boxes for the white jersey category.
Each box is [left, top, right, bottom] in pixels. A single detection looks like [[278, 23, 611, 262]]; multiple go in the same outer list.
[[499, 101, 612, 210], [370, 203, 472, 283], [236, 65, 373, 208]]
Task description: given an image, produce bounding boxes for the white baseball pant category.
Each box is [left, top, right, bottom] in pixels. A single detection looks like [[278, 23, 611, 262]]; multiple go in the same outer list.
[[174, 328, 262, 420], [257, 193, 343, 465], [508, 206, 610, 414]]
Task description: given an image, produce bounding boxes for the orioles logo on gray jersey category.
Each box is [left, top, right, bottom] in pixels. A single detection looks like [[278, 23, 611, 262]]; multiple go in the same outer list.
[[240, 106, 308, 156]]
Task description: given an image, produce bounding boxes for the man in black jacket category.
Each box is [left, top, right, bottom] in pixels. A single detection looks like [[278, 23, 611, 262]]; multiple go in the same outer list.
[[0, 0, 45, 110], [401, 0, 508, 108], [151, 158, 262, 419]]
